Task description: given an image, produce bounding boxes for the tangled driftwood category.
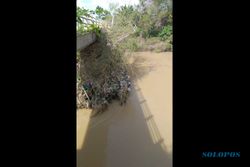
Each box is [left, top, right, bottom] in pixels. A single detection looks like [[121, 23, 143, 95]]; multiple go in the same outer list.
[[77, 33, 131, 113]]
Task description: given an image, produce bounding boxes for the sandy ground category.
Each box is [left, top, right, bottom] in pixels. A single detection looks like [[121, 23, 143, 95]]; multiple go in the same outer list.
[[77, 52, 172, 167]]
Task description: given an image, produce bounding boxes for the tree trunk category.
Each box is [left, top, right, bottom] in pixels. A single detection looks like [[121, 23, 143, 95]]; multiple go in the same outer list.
[[111, 15, 115, 27]]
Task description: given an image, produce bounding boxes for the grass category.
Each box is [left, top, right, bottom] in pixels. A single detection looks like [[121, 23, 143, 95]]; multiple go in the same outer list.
[[118, 36, 172, 52]]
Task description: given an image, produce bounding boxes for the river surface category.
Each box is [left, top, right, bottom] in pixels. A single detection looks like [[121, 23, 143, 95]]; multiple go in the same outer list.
[[77, 52, 172, 167]]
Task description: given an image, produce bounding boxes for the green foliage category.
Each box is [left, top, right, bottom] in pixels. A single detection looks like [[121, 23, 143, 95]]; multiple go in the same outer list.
[[148, 26, 160, 37], [105, 0, 172, 40], [158, 25, 172, 41], [77, 6, 110, 21], [95, 6, 111, 20], [77, 24, 87, 35], [134, 25, 160, 38], [76, 7, 102, 36], [134, 27, 142, 37], [116, 5, 134, 26], [126, 38, 138, 51], [88, 24, 101, 37], [76, 0, 173, 51], [132, 0, 172, 39], [77, 7, 91, 23], [112, 36, 137, 52]]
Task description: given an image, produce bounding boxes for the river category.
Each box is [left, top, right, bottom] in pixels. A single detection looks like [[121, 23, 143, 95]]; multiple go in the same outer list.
[[77, 52, 172, 167]]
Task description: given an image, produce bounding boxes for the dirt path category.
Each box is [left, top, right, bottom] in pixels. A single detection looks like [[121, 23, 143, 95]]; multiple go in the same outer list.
[[77, 52, 172, 167]]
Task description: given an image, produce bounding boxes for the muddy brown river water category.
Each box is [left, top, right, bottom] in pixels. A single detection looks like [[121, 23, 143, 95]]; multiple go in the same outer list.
[[77, 52, 172, 167]]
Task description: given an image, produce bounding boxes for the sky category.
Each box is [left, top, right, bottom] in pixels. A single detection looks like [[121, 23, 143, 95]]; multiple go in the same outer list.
[[77, 0, 139, 10]]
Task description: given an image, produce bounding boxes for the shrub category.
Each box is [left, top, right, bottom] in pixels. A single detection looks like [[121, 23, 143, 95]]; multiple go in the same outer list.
[[130, 40, 138, 51], [87, 24, 101, 37], [119, 37, 139, 52], [158, 25, 172, 41], [148, 26, 160, 38]]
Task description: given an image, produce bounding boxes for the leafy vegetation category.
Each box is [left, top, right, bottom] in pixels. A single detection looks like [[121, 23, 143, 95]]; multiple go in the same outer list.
[[103, 0, 172, 51], [77, 6, 110, 36], [158, 25, 172, 41], [77, 0, 172, 51], [95, 6, 111, 20]]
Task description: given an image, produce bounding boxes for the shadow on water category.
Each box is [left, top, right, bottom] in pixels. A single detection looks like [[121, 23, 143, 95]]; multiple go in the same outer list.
[[77, 79, 172, 167]]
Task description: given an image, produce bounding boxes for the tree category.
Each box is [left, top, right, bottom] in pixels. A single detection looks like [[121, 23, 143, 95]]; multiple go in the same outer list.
[[77, 7, 84, 24], [95, 6, 111, 21], [77, 7, 88, 31], [109, 3, 119, 27], [76, 7, 101, 35], [117, 5, 135, 27]]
